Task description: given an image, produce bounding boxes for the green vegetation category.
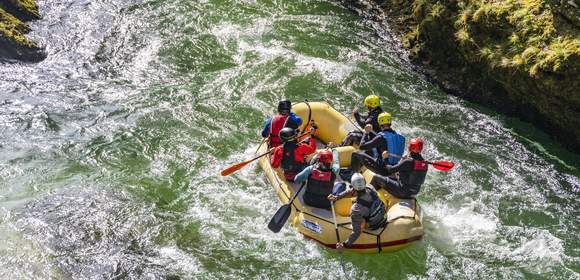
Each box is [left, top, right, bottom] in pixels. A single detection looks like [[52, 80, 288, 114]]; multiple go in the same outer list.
[[381, 0, 580, 150], [0, 6, 36, 48], [0, 0, 43, 61]]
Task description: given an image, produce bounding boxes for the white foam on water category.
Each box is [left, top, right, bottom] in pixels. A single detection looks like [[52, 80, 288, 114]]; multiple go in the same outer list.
[[424, 202, 498, 246], [153, 245, 205, 275]]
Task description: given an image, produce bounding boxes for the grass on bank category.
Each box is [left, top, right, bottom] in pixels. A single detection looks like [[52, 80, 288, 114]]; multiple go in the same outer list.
[[450, 0, 579, 76]]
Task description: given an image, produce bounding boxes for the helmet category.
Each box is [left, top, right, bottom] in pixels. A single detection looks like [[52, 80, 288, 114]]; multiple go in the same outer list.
[[364, 95, 380, 108], [409, 138, 424, 153], [351, 173, 366, 191], [277, 100, 291, 113], [318, 150, 333, 164], [377, 112, 392, 125], [279, 127, 297, 142]]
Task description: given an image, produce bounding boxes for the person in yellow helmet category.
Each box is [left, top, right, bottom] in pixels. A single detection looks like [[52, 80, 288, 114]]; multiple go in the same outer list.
[[349, 112, 406, 176], [340, 95, 383, 146]]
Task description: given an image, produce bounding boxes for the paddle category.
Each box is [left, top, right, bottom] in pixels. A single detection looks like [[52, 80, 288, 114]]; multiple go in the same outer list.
[[426, 161, 454, 171], [267, 182, 306, 233], [220, 131, 312, 176], [331, 201, 346, 274], [220, 149, 273, 176], [386, 153, 455, 172]]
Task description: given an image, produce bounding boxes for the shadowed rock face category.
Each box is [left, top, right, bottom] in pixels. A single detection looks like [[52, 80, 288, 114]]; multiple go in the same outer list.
[[349, 0, 580, 152], [0, 0, 46, 62]]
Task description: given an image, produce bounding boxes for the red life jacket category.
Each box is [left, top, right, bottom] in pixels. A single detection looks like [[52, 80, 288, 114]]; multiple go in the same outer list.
[[305, 166, 336, 198], [269, 114, 289, 147]]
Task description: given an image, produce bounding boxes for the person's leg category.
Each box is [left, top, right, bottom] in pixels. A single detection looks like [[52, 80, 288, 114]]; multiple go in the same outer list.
[[340, 131, 363, 146], [351, 151, 388, 175], [332, 182, 347, 195], [370, 174, 409, 198]]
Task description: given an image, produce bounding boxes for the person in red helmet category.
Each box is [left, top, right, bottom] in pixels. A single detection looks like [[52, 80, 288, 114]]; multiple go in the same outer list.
[[368, 138, 429, 198], [262, 100, 303, 148], [293, 147, 341, 209], [271, 126, 317, 182]]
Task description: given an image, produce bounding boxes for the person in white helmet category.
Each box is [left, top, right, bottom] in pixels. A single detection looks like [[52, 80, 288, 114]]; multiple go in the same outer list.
[[328, 173, 386, 250]]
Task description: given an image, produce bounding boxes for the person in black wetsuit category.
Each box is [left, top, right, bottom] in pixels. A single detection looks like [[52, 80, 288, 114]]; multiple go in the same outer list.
[[340, 94, 383, 146], [369, 138, 428, 198]]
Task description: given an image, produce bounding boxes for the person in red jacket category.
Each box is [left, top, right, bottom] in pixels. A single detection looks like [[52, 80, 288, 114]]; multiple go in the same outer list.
[[271, 126, 317, 181], [261, 100, 302, 148]]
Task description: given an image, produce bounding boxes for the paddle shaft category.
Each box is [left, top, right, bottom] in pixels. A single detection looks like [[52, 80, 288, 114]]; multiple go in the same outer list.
[[331, 202, 346, 274], [221, 131, 312, 176]]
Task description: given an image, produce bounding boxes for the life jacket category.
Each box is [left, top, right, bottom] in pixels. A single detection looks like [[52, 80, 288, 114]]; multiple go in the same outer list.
[[355, 188, 386, 230], [305, 166, 336, 198], [269, 114, 289, 147], [281, 142, 306, 181], [379, 130, 405, 165]]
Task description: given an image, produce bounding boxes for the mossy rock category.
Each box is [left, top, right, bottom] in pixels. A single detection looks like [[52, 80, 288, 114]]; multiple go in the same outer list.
[[0, 2, 45, 62], [376, 0, 580, 151], [0, 0, 40, 21]]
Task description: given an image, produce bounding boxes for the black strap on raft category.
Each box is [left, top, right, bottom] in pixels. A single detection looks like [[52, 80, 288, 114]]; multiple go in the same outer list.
[[303, 99, 312, 135], [376, 221, 389, 253]]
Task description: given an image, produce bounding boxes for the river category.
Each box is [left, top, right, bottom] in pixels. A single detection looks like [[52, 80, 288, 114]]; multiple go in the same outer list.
[[0, 0, 578, 279]]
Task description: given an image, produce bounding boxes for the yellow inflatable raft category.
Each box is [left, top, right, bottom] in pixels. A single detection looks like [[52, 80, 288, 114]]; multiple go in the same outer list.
[[258, 102, 423, 253]]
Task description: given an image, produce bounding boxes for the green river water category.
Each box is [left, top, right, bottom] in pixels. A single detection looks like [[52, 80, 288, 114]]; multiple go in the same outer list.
[[0, 0, 578, 279]]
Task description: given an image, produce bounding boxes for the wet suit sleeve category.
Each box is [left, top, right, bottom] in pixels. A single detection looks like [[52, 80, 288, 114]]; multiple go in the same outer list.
[[294, 165, 313, 183], [385, 158, 413, 175], [344, 205, 364, 247], [336, 189, 355, 200], [288, 112, 302, 128], [359, 134, 387, 152], [270, 146, 283, 168], [261, 117, 272, 138], [354, 111, 368, 128]]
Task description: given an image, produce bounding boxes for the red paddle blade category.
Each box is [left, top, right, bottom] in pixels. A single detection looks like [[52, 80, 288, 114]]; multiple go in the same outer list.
[[430, 161, 455, 171], [220, 160, 251, 176]]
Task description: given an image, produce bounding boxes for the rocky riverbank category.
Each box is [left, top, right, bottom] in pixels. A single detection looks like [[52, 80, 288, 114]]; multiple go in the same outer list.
[[348, 0, 580, 151], [0, 0, 45, 62]]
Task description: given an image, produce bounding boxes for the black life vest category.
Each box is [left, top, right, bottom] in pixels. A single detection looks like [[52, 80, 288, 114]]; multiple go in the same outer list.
[[305, 166, 336, 198], [400, 159, 428, 195], [356, 188, 386, 230]]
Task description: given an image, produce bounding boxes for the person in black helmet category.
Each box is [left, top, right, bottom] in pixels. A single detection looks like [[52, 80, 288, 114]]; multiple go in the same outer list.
[[271, 126, 317, 182], [262, 100, 303, 148]]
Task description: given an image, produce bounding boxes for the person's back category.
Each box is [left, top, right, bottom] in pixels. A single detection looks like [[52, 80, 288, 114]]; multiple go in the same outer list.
[[294, 149, 340, 209], [262, 100, 302, 148], [370, 138, 428, 198], [350, 112, 404, 176], [271, 127, 317, 181], [329, 173, 386, 250], [377, 129, 405, 165]]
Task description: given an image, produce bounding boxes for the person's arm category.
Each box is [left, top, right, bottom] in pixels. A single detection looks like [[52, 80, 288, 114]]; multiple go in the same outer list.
[[336, 189, 356, 200], [331, 148, 340, 174], [289, 112, 302, 128], [359, 135, 385, 151], [302, 136, 317, 154], [343, 207, 364, 247], [354, 111, 368, 128], [261, 117, 272, 138], [294, 166, 313, 183], [270, 147, 283, 168], [385, 158, 413, 174]]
